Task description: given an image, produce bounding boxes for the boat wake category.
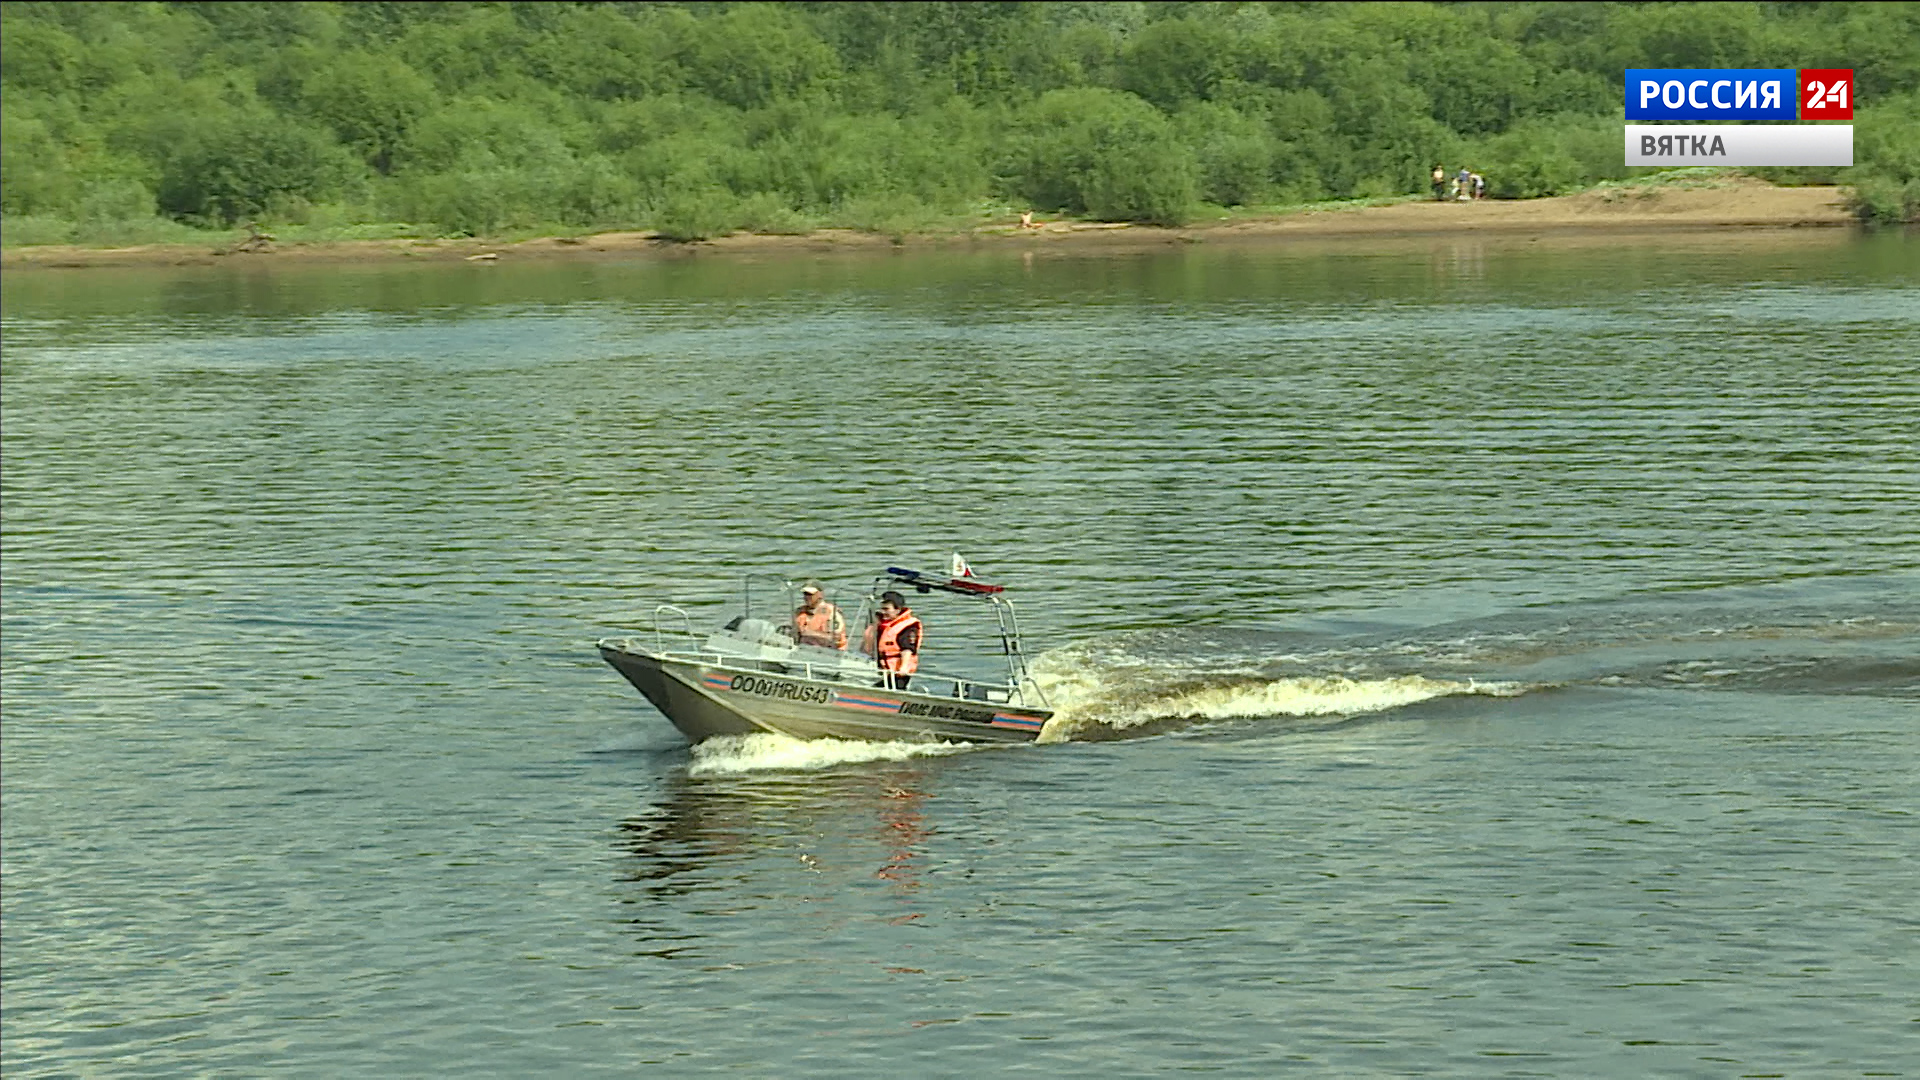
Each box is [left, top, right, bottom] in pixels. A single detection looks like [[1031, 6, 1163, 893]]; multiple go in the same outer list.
[[688, 732, 975, 775], [1024, 574, 1917, 742], [1031, 647, 1528, 742]]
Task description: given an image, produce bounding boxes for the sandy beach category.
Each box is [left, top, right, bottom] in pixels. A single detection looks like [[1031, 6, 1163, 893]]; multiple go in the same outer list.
[[1, 179, 1857, 270]]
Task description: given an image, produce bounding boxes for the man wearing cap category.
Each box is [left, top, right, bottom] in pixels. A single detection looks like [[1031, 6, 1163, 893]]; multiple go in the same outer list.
[[791, 582, 847, 649], [861, 590, 922, 690]]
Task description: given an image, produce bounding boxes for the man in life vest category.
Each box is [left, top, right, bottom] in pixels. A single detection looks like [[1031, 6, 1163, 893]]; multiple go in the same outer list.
[[791, 582, 847, 649], [862, 590, 922, 690]]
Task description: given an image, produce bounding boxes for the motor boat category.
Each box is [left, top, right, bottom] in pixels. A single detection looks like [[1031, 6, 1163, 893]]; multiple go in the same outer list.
[[598, 562, 1053, 744]]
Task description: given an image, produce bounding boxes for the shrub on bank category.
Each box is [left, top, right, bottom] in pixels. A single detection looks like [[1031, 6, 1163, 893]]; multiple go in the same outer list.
[[1844, 93, 1920, 224], [1465, 114, 1627, 198], [0, 214, 78, 246], [156, 115, 362, 226], [1008, 87, 1197, 226]]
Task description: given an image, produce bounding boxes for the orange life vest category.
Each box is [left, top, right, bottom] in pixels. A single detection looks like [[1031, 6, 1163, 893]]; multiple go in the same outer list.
[[793, 602, 846, 649], [874, 611, 922, 675]]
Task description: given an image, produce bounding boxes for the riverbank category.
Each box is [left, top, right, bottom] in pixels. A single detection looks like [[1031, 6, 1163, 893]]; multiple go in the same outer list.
[[1, 179, 1857, 270]]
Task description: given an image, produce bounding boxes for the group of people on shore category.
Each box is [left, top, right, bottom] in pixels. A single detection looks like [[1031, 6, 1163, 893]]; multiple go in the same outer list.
[[1431, 164, 1487, 201], [792, 583, 920, 689]]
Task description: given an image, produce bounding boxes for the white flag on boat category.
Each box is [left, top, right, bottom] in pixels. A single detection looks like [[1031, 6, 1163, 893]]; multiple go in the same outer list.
[[950, 553, 977, 579]]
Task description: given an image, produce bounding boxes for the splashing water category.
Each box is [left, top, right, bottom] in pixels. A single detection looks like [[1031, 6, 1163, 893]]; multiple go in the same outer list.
[[1027, 639, 1530, 742], [688, 732, 975, 775]]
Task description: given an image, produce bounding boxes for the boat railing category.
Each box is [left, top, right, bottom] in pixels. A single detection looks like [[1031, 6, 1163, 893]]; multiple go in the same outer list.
[[1019, 674, 1051, 709], [640, 644, 1027, 706], [650, 604, 700, 654]]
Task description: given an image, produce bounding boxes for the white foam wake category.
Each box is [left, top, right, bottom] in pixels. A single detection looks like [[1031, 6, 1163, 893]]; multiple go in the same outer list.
[[687, 732, 974, 776], [1029, 646, 1528, 741], [1133, 673, 1522, 721]]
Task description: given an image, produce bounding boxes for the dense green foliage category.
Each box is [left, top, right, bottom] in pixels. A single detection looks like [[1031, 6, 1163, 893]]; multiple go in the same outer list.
[[4, 1, 1917, 244]]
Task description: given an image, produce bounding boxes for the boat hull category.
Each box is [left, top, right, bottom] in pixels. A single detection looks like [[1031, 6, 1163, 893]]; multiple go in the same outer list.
[[599, 642, 1049, 744]]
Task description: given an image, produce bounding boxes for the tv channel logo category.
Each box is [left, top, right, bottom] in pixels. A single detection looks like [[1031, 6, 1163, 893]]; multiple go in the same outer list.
[[1798, 69, 1855, 119], [1626, 69, 1854, 121]]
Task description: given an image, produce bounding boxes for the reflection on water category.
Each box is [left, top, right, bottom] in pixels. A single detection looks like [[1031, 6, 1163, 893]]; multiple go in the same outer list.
[[873, 778, 930, 900], [616, 763, 938, 957]]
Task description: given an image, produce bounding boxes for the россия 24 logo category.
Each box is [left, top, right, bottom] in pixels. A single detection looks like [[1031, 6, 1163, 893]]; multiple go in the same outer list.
[[1626, 69, 1854, 121]]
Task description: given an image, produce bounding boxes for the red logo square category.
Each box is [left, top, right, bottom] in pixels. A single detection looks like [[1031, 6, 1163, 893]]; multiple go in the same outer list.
[[1800, 69, 1854, 119]]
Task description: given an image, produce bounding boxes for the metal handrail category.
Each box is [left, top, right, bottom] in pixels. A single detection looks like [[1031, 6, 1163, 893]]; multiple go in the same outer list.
[[640, 644, 1028, 706], [650, 604, 698, 654], [1019, 674, 1051, 708]]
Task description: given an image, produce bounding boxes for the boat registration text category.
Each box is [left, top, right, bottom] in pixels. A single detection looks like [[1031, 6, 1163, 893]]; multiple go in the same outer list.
[[705, 671, 1003, 725], [722, 673, 833, 704]]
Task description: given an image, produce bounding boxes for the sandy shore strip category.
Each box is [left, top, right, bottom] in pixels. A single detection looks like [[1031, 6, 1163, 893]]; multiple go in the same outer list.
[[2, 180, 1857, 270]]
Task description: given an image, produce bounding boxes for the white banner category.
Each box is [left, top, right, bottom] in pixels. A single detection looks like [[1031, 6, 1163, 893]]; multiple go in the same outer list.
[[1624, 125, 1852, 167]]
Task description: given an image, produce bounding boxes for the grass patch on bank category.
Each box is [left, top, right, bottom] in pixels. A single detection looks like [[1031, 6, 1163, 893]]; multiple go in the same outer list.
[[1215, 193, 1429, 220], [1599, 166, 1753, 190], [1574, 166, 1760, 204], [0, 213, 445, 250], [265, 221, 435, 243], [2, 213, 213, 248]]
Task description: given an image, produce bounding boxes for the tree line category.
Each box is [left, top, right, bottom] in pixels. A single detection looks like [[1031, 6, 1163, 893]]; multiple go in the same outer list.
[[3, 1, 1916, 245]]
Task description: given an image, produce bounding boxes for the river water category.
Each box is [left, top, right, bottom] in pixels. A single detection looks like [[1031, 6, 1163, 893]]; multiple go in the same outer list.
[[3, 232, 1916, 1076]]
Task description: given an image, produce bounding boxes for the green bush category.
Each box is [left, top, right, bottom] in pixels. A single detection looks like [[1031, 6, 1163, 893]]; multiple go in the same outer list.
[[1119, 17, 1237, 108], [0, 103, 71, 216], [1, 214, 77, 247], [651, 183, 741, 241], [1316, 57, 1458, 197], [824, 192, 957, 237], [1844, 92, 1920, 224], [683, 4, 840, 110], [733, 191, 815, 235], [1009, 87, 1198, 225], [715, 104, 991, 215], [382, 170, 508, 236], [1466, 113, 1627, 198], [1261, 89, 1339, 202], [558, 155, 645, 228], [525, 5, 694, 102], [0, 18, 86, 95], [70, 214, 206, 246], [1847, 176, 1920, 224], [300, 49, 435, 174], [0, 212, 207, 248], [74, 177, 157, 222], [384, 156, 641, 236], [1175, 102, 1277, 207], [394, 97, 578, 175], [156, 116, 359, 225]]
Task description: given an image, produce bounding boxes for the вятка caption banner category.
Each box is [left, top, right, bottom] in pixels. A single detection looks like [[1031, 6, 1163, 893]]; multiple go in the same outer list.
[[1624, 125, 1853, 167]]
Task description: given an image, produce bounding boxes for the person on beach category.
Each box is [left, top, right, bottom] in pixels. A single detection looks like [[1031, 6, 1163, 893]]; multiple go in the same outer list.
[[1431, 165, 1446, 200], [1020, 209, 1037, 229], [1472, 173, 1487, 200], [1456, 167, 1473, 201], [862, 590, 921, 690], [792, 582, 847, 649]]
